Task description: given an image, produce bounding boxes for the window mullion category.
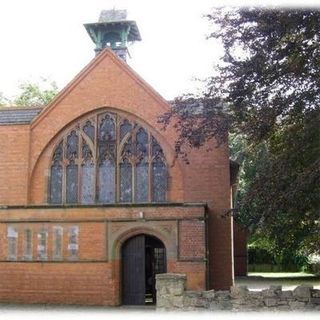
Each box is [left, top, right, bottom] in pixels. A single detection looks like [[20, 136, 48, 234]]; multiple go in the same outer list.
[[77, 128, 81, 203], [62, 138, 67, 204], [116, 115, 120, 203], [132, 128, 137, 203], [148, 133, 152, 202], [94, 114, 98, 202]]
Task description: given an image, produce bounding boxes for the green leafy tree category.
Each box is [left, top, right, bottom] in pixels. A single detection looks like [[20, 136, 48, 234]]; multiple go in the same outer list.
[[160, 8, 320, 256], [14, 79, 59, 107], [0, 92, 9, 107]]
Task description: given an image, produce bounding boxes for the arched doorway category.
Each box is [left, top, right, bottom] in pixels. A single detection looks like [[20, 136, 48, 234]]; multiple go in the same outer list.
[[122, 234, 166, 305]]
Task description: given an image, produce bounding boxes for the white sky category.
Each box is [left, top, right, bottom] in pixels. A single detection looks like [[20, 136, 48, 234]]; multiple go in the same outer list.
[[0, 0, 314, 101]]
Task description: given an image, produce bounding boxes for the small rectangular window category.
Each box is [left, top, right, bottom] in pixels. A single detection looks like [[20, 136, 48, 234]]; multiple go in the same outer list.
[[37, 229, 48, 261], [23, 229, 33, 261], [7, 226, 18, 261], [68, 226, 79, 260], [53, 226, 63, 260]]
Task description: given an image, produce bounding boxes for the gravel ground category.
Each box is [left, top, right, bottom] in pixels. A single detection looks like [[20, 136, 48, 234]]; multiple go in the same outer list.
[[0, 303, 155, 312]]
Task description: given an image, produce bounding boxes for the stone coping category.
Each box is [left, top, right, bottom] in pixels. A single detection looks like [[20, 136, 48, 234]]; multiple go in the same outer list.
[[156, 273, 187, 280]]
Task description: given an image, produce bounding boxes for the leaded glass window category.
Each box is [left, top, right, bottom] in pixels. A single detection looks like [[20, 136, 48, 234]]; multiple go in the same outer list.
[[99, 114, 115, 141], [152, 158, 167, 202], [66, 130, 78, 159], [53, 226, 63, 260], [98, 159, 115, 203], [68, 226, 79, 260], [120, 119, 132, 140], [120, 159, 132, 202], [135, 128, 149, 202], [136, 160, 149, 202], [66, 162, 78, 203], [83, 120, 95, 142], [80, 140, 95, 204], [50, 142, 63, 204], [151, 137, 167, 202], [81, 162, 95, 204], [37, 229, 48, 261], [23, 229, 33, 261], [49, 111, 168, 204], [7, 226, 18, 261]]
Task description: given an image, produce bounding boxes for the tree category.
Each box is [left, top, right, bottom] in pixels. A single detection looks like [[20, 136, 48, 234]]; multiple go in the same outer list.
[[0, 79, 59, 108], [13, 79, 59, 107], [160, 8, 320, 255], [0, 92, 9, 107]]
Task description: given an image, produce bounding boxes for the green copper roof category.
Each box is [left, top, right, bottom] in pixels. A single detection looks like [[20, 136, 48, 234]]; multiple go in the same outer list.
[[84, 10, 142, 60], [84, 20, 141, 44]]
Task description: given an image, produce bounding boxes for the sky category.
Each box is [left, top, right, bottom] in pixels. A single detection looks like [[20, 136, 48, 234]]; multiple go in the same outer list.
[[0, 0, 314, 101]]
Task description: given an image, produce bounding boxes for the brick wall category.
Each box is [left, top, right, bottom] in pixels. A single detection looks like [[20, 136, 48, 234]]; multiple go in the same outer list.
[[0, 222, 106, 262], [0, 262, 116, 305], [0, 125, 30, 205], [0, 204, 206, 305], [178, 220, 205, 260]]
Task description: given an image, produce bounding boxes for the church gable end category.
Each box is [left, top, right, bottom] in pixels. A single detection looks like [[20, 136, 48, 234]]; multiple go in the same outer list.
[[0, 9, 233, 306]]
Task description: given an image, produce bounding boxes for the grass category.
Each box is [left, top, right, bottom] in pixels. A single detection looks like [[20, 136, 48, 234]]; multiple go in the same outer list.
[[235, 272, 320, 290], [248, 272, 316, 278]]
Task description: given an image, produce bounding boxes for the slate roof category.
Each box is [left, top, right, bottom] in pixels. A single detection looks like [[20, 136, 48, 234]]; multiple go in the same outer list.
[[0, 107, 43, 125]]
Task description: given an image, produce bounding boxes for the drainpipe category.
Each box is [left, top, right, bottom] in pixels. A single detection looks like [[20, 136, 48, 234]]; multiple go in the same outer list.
[[204, 203, 210, 290]]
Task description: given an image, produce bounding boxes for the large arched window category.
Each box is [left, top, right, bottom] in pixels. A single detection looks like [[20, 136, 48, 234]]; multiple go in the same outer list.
[[49, 111, 168, 204]]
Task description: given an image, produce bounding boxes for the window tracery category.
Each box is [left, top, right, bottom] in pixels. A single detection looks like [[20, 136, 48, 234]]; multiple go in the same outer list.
[[49, 111, 168, 204]]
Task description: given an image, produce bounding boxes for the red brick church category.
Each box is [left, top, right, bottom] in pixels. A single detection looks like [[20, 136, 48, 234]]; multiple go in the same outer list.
[[0, 10, 246, 306]]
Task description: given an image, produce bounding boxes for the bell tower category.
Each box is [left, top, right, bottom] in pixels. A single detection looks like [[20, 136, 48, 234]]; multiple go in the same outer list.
[[84, 9, 141, 61]]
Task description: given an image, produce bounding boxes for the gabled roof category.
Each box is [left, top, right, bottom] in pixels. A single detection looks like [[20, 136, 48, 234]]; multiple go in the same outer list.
[[31, 48, 170, 128], [0, 107, 43, 125]]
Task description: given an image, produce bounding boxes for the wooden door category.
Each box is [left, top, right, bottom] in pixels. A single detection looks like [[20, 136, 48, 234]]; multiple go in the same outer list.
[[122, 235, 146, 305]]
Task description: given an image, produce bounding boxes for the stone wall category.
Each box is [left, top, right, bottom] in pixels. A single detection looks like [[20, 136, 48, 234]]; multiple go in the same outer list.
[[156, 273, 320, 311]]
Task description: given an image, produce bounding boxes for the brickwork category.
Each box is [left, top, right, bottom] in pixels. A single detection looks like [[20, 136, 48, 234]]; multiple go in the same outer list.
[[0, 205, 206, 305], [0, 48, 234, 305], [0, 262, 115, 305], [0, 125, 30, 205], [168, 261, 206, 291], [0, 222, 107, 262], [178, 220, 205, 260]]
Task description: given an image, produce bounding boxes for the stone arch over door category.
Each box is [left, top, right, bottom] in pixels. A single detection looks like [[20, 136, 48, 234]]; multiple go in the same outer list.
[[110, 223, 177, 305], [110, 223, 177, 261]]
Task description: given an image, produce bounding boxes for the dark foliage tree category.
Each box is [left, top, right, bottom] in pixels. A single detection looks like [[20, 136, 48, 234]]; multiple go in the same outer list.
[[160, 7, 320, 256]]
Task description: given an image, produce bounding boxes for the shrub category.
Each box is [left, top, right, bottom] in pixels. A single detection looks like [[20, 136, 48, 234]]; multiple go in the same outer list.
[[307, 255, 320, 275]]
